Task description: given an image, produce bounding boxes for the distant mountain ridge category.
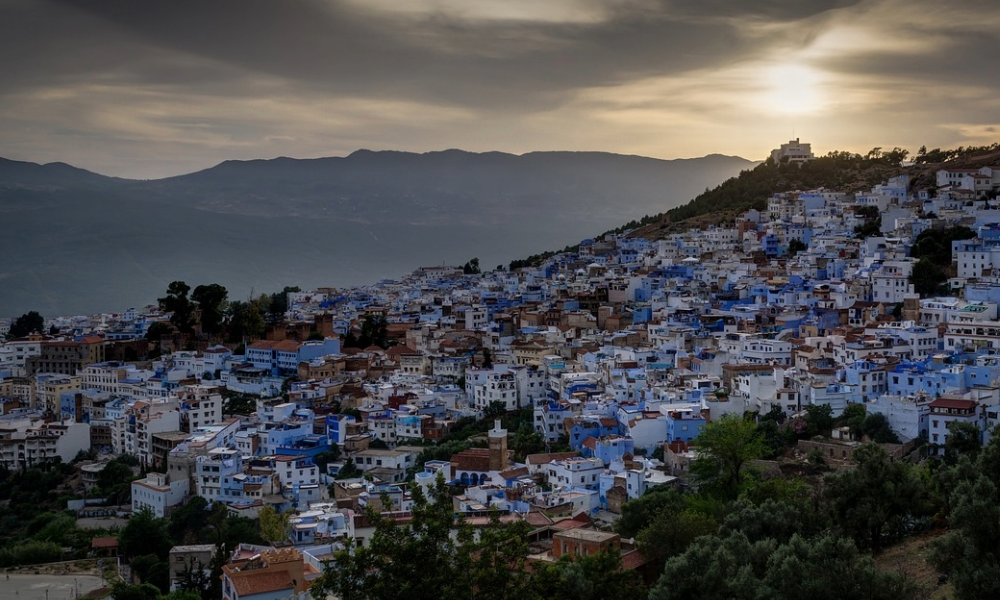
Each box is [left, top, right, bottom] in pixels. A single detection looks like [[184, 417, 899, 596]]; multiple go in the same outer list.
[[138, 149, 756, 222], [0, 157, 122, 190], [0, 149, 756, 316]]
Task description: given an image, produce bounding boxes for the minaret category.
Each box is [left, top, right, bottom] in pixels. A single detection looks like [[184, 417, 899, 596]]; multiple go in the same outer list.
[[902, 288, 920, 323], [488, 419, 509, 472]]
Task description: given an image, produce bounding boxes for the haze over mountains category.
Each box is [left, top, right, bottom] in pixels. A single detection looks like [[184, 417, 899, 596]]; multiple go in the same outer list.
[[0, 150, 756, 317]]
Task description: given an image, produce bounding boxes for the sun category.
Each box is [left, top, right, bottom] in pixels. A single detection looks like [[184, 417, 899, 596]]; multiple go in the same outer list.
[[760, 64, 827, 116]]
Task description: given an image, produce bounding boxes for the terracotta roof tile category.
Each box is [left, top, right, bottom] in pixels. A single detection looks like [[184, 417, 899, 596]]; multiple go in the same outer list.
[[499, 466, 529, 480], [929, 398, 977, 410], [621, 549, 649, 570], [231, 571, 294, 597], [525, 451, 580, 465]]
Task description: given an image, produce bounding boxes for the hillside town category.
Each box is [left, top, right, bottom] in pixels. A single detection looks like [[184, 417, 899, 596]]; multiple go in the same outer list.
[[4, 141, 1000, 598]]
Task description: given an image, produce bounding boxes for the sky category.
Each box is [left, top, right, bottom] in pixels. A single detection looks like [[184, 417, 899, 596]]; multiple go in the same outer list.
[[1, 0, 998, 179]]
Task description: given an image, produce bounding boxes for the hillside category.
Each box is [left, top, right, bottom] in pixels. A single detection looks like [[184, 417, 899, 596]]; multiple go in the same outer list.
[[0, 150, 754, 316], [136, 149, 756, 225], [629, 144, 1000, 240]]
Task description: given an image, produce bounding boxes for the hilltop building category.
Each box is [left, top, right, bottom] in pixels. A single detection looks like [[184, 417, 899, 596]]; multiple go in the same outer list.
[[770, 138, 815, 164]]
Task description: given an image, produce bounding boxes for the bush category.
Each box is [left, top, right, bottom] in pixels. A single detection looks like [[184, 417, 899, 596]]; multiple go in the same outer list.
[[0, 539, 63, 567]]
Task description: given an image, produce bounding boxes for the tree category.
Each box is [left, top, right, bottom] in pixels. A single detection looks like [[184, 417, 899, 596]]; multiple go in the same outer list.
[[344, 315, 389, 349], [882, 147, 909, 167], [853, 207, 882, 238], [787, 238, 807, 256], [720, 498, 824, 545], [335, 457, 361, 479], [823, 443, 923, 554], [258, 505, 291, 544], [648, 531, 773, 600], [8, 311, 44, 338], [931, 435, 1000, 599], [944, 421, 982, 463], [96, 456, 138, 504], [159, 281, 195, 333], [130, 552, 170, 592], [108, 582, 163, 600], [509, 427, 545, 462], [119, 508, 173, 562], [636, 508, 717, 570], [97, 457, 135, 490], [267, 286, 300, 324], [167, 495, 212, 545], [910, 257, 947, 297], [145, 321, 174, 342], [838, 403, 867, 439], [463, 258, 481, 275], [648, 530, 915, 600], [803, 404, 834, 437], [191, 283, 228, 336], [312, 475, 529, 600], [758, 407, 793, 458], [762, 533, 915, 600], [483, 400, 507, 419], [227, 299, 266, 342], [221, 390, 257, 416], [691, 414, 765, 499], [910, 225, 975, 266], [860, 413, 899, 444], [454, 512, 535, 600], [615, 487, 686, 538], [313, 448, 341, 476], [531, 550, 646, 600]]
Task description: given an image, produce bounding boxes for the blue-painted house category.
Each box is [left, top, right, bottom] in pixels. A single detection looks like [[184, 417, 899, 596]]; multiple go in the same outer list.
[[665, 407, 707, 444]]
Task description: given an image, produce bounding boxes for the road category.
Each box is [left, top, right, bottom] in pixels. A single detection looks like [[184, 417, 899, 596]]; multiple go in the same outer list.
[[0, 574, 104, 600]]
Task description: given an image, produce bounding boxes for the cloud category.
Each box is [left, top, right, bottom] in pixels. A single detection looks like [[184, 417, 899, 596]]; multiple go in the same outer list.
[[0, 0, 996, 177]]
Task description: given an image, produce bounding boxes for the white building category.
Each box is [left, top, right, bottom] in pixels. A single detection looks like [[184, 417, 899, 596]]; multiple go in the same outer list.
[[866, 394, 930, 442], [770, 138, 814, 164], [132, 471, 189, 518], [175, 385, 224, 432], [0, 420, 90, 469], [871, 259, 916, 304], [466, 366, 519, 413], [542, 456, 605, 491]]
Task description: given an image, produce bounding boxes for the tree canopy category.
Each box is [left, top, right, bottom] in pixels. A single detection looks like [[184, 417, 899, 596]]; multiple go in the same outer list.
[[158, 281, 195, 333], [931, 434, 1000, 599], [691, 414, 765, 499], [191, 283, 228, 335], [343, 314, 390, 349], [648, 530, 915, 600], [823, 444, 925, 554], [8, 311, 44, 338]]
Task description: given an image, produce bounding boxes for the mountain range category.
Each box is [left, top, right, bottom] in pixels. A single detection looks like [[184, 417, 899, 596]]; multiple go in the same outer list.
[[0, 149, 757, 317]]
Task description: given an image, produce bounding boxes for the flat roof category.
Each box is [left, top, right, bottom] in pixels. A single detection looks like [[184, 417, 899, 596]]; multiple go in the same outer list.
[[554, 529, 618, 543], [170, 544, 216, 553]]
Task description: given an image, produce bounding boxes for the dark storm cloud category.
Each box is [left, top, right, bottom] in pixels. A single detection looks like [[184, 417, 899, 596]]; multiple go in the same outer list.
[[818, 34, 1000, 90], [659, 0, 860, 22], [1, 0, 998, 177], [16, 0, 858, 109]]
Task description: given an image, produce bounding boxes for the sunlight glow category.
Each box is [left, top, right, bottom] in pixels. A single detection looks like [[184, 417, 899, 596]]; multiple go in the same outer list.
[[760, 64, 827, 116]]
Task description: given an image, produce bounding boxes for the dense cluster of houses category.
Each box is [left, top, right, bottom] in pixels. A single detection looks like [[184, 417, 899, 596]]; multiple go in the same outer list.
[[4, 150, 1000, 598]]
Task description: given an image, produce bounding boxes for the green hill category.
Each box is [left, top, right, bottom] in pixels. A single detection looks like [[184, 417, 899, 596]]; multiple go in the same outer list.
[[630, 143, 1000, 240]]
